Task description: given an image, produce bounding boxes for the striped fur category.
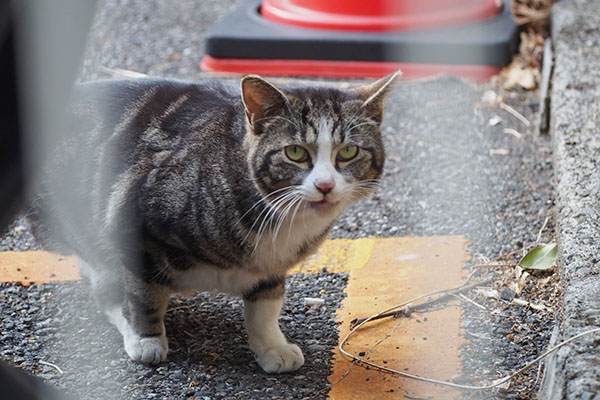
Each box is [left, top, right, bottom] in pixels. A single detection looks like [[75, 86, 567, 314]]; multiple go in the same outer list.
[[29, 71, 399, 372]]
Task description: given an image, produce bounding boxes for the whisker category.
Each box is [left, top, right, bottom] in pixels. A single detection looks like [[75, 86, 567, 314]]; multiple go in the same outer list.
[[239, 191, 288, 235], [301, 199, 308, 229], [340, 181, 381, 193], [251, 190, 298, 254], [256, 191, 295, 237], [260, 191, 300, 252], [338, 181, 381, 202], [285, 197, 305, 247], [272, 194, 303, 247], [346, 120, 379, 132], [342, 111, 363, 133], [237, 186, 294, 225], [343, 114, 378, 142], [241, 188, 294, 247]]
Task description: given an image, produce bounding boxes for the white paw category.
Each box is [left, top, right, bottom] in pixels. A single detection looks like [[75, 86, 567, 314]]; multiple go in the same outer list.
[[256, 344, 304, 373], [124, 334, 168, 365]]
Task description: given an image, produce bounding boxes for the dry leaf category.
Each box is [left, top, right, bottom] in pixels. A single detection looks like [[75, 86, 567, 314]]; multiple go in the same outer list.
[[502, 59, 541, 90]]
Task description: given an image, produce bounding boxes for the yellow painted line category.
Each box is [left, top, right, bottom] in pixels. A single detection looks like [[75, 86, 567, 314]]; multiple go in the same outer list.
[[0, 238, 376, 285], [1, 237, 468, 399], [327, 236, 469, 400], [0, 251, 79, 286], [289, 237, 376, 274]]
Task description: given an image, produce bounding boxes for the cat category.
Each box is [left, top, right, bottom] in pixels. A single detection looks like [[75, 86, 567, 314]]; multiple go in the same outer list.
[[28, 70, 399, 373]]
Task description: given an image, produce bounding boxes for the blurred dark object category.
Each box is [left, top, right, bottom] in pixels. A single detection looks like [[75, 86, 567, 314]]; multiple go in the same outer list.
[[0, 0, 23, 230], [0, 361, 66, 400], [0, 0, 96, 399]]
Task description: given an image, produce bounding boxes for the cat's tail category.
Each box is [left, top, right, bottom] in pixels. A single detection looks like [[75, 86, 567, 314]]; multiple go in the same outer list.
[[24, 199, 74, 256]]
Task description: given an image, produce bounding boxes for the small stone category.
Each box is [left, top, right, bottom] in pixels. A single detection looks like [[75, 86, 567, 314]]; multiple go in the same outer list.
[[500, 287, 515, 301]]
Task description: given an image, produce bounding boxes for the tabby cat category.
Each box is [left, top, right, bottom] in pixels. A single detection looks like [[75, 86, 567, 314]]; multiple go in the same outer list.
[[29, 71, 399, 373]]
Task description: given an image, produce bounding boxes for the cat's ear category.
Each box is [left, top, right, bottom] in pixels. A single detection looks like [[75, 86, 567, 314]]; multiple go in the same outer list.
[[241, 75, 290, 133], [357, 70, 402, 123]]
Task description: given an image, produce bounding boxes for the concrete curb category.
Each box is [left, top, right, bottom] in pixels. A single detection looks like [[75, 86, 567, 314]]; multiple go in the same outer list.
[[539, 0, 600, 398]]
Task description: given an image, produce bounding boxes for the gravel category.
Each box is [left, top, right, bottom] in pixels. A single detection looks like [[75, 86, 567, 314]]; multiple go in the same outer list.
[[0, 274, 347, 400], [0, 217, 41, 252], [0, 0, 560, 398]]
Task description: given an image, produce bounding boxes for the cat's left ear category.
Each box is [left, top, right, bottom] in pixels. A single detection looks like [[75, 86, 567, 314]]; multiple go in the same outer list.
[[241, 75, 290, 133], [357, 70, 402, 123]]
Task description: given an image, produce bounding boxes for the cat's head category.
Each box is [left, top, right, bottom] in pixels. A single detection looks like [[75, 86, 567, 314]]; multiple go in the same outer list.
[[240, 71, 400, 219]]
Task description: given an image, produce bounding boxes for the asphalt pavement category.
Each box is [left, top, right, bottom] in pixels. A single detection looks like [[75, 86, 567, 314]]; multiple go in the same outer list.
[[3, 0, 592, 398]]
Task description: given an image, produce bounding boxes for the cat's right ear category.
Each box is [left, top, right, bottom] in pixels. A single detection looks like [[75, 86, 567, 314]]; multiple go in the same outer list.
[[241, 75, 290, 134], [357, 69, 402, 123]]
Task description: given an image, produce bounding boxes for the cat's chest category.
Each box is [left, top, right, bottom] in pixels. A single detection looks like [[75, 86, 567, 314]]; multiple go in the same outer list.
[[172, 266, 263, 296], [246, 211, 334, 272], [172, 210, 335, 294]]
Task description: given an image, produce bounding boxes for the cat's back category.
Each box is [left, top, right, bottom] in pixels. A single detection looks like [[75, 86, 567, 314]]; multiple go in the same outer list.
[[30, 77, 249, 256], [70, 77, 243, 136], [65, 77, 247, 195]]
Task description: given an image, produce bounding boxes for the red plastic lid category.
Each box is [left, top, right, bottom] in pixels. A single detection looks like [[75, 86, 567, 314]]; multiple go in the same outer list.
[[200, 55, 500, 81], [261, 0, 502, 32]]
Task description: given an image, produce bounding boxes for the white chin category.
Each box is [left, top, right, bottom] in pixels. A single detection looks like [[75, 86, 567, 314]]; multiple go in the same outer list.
[[309, 200, 340, 214]]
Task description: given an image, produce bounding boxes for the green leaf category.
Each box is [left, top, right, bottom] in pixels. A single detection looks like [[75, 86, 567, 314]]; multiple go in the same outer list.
[[519, 243, 558, 270]]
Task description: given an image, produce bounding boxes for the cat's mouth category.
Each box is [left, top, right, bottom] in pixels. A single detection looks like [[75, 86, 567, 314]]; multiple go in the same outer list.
[[310, 199, 339, 213]]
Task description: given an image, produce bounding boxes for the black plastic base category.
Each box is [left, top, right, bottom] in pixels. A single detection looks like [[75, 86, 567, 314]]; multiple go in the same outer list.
[[204, 0, 518, 67]]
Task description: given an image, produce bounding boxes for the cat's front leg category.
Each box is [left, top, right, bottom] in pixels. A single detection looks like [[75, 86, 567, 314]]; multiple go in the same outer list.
[[243, 277, 304, 373]]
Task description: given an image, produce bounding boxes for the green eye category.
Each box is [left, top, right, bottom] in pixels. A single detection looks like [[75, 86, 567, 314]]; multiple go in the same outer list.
[[285, 145, 308, 162], [337, 145, 358, 161]]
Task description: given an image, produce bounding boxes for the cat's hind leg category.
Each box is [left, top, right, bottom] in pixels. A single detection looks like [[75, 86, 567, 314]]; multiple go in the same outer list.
[[243, 276, 304, 373], [79, 257, 170, 364], [117, 268, 170, 364]]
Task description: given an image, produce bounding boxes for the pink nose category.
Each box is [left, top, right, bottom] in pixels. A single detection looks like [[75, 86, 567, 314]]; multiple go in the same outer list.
[[314, 180, 335, 194]]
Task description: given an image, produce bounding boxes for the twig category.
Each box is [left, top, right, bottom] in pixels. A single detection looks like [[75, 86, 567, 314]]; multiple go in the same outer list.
[[472, 244, 534, 268], [504, 128, 523, 139], [500, 102, 531, 127], [39, 360, 64, 375], [340, 292, 600, 391], [487, 244, 536, 264], [470, 263, 517, 268], [456, 293, 488, 311], [511, 298, 553, 313], [349, 278, 492, 329], [536, 215, 550, 244], [478, 289, 551, 312], [477, 288, 499, 299], [328, 321, 404, 393]]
